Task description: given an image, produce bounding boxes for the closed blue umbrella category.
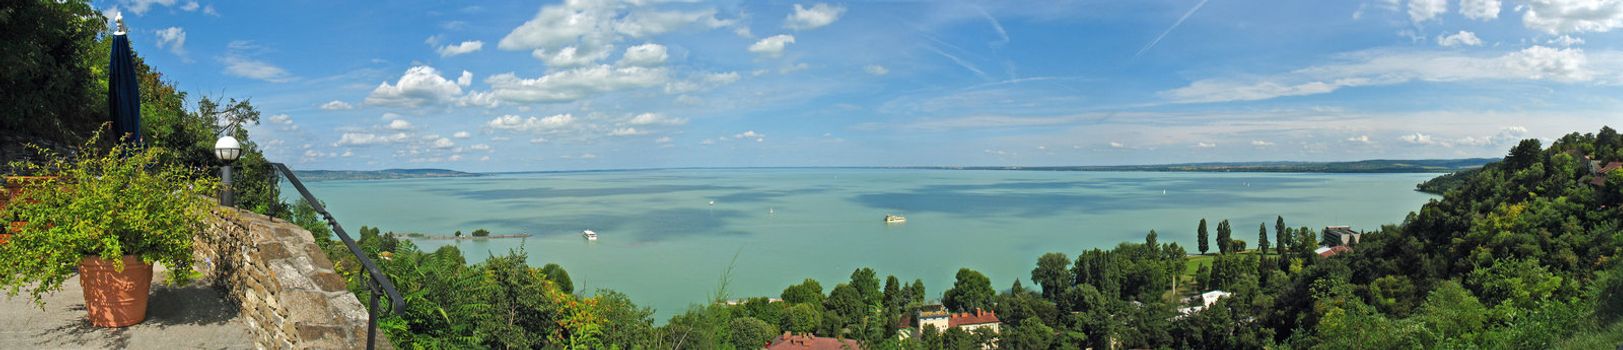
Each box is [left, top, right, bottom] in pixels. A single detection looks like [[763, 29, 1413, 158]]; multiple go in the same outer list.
[[108, 15, 141, 142]]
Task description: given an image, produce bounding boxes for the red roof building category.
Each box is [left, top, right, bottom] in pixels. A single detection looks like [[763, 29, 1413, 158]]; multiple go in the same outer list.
[[766, 332, 861, 350], [1590, 161, 1622, 186], [948, 308, 1000, 328]]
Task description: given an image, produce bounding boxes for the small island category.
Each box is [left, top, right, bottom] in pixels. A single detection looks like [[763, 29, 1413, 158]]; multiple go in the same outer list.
[[401, 228, 531, 240]]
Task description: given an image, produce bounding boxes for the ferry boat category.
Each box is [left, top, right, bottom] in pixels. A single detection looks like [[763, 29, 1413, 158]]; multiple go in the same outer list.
[[583, 229, 598, 241], [884, 215, 907, 224]]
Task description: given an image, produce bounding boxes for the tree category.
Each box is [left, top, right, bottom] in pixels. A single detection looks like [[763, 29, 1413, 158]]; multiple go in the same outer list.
[[943, 268, 995, 313], [784, 303, 822, 333], [455, 230, 463, 237], [1216, 220, 1232, 254], [1257, 223, 1270, 254], [1000, 318, 1055, 350], [907, 279, 927, 306], [1031, 252, 1073, 300], [782, 278, 825, 305], [824, 283, 865, 327], [1197, 219, 1210, 255], [472, 228, 491, 237], [883, 275, 904, 312], [729, 317, 778, 349], [1146, 229, 1158, 247], [850, 267, 881, 307], [1275, 216, 1288, 256], [540, 263, 573, 293]]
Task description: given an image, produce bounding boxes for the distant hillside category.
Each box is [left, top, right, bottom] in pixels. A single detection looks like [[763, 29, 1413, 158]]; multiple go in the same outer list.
[[939, 158, 1497, 173], [291, 168, 481, 181]]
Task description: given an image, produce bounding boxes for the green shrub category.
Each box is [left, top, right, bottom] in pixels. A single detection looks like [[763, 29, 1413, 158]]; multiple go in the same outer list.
[[0, 136, 219, 306]]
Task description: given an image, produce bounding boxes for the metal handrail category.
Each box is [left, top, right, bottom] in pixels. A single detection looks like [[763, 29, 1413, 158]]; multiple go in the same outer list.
[[269, 163, 404, 350]]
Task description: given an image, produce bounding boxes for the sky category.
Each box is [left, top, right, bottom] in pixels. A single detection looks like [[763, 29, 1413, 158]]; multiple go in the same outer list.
[[102, 0, 1623, 171]]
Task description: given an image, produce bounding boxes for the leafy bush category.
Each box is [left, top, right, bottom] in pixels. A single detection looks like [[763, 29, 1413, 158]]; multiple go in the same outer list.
[[0, 136, 219, 306]]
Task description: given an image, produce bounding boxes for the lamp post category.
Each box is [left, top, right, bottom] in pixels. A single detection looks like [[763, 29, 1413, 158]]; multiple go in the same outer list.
[[215, 136, 241, 207]]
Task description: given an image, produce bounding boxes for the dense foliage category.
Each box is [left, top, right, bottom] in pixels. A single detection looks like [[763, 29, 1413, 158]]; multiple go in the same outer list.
[[0, 0, 279, 215], [0, 135, 219, 306]]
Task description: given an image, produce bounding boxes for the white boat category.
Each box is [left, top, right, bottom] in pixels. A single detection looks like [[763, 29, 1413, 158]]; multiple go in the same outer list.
[[884, 214, 907, 224], [583, 230, 598, 241]]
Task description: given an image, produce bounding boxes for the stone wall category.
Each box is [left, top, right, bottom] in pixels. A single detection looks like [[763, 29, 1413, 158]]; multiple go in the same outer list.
[[193, 208, 388, 349]]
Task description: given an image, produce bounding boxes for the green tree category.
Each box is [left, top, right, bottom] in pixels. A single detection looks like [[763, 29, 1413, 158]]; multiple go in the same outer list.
[[784, 303, 821, 333], [472, 228, 491, 237], [540, 263, 573, 293], [1257, 223, 1270, 254], [1197, 219, 1210, 255], [850, 267, 881, 307], [1275, 216, 1288, 256], [1031, 252, 1072, 300], [1216, 220, 1232, 254], [1000, 318, 1055, 350], [824, 283, 865, 328], [728, 317, 778, 349], [943, 268, 995, 313], [883, 275, 904, 313], [782, 278, 825, 305]]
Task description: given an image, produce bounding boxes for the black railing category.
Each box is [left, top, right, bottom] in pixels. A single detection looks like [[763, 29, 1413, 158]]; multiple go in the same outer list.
[[269, 163, 404, 350]]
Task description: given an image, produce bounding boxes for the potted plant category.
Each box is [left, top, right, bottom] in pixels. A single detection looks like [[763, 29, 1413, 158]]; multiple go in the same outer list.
[[0, 138, 218, 327]]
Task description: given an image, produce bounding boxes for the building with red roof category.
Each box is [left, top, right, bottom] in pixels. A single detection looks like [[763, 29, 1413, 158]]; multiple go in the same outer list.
[[765, 332, 861, 350]]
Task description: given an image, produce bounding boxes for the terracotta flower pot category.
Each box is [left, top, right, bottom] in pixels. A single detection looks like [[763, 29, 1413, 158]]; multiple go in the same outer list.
[[79, 255, 153, 327]]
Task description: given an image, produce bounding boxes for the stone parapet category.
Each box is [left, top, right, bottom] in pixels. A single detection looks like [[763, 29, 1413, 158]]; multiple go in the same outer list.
[[194, 208, 387, 350]]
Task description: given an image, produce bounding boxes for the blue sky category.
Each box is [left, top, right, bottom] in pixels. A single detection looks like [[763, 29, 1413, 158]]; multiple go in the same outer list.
[[105, 0, 1623, 171]]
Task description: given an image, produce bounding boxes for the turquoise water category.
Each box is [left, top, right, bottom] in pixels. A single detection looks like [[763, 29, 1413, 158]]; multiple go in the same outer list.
[[291, 169, 1438, 319]]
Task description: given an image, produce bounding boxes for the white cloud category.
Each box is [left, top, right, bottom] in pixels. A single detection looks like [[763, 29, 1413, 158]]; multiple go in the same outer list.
[[1250, 140, 1275, 147], [609, 127, 648, 136], [785, 3, 846, 30], [734, 130, 765, 142], [431, 137, 455, 149], [1523, 0, 1623, 34], [1437, 31, 1484, 47], [269, 114, 292, 124], [154, 27, 187, 58], [498, 1, 732, 67], [223, 56, 292, 82], [221, 41, 291, 82], [655, 136, 672, 143], [531, 46, 613, 68], [320, 100, 354, 110], [437, 40, 485, 57], [619, 43, 669, 67], [457, 71, 473, 87], [123, 0, 179, 15], [627, 112, 687, 125], [864, 65, 889, 76], [469, 144, 493, 151], [1109, 141, 1126, 149], [530, 137, 549, 144], [1347, 135, 1372, 143], [487, 114, 576, 132], [749, 35, 796, 57], [365, 66, 466, 108], [180, 1, 198, 11], [484, 65, 668, 103], [335, 132, 410, 146], [1550, 35, 1586, 46], [1460, 0, 1501, 20], [1195, 142, 1217, 148], [1163, 46, 1595, 103], [452, 131, 471, 139], [664, 71, 740, 93], [387, 119, 413, 130], [1409, 0, 1447, 23], [1401, 132, 1440, 145]]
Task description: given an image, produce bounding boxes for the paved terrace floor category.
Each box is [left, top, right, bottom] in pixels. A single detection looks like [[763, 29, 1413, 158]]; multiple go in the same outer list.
[[0, 267, 253, 349]]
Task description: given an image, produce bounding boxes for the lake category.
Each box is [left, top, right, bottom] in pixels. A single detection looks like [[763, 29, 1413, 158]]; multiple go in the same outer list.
[[291, 168, 1439, 320]]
